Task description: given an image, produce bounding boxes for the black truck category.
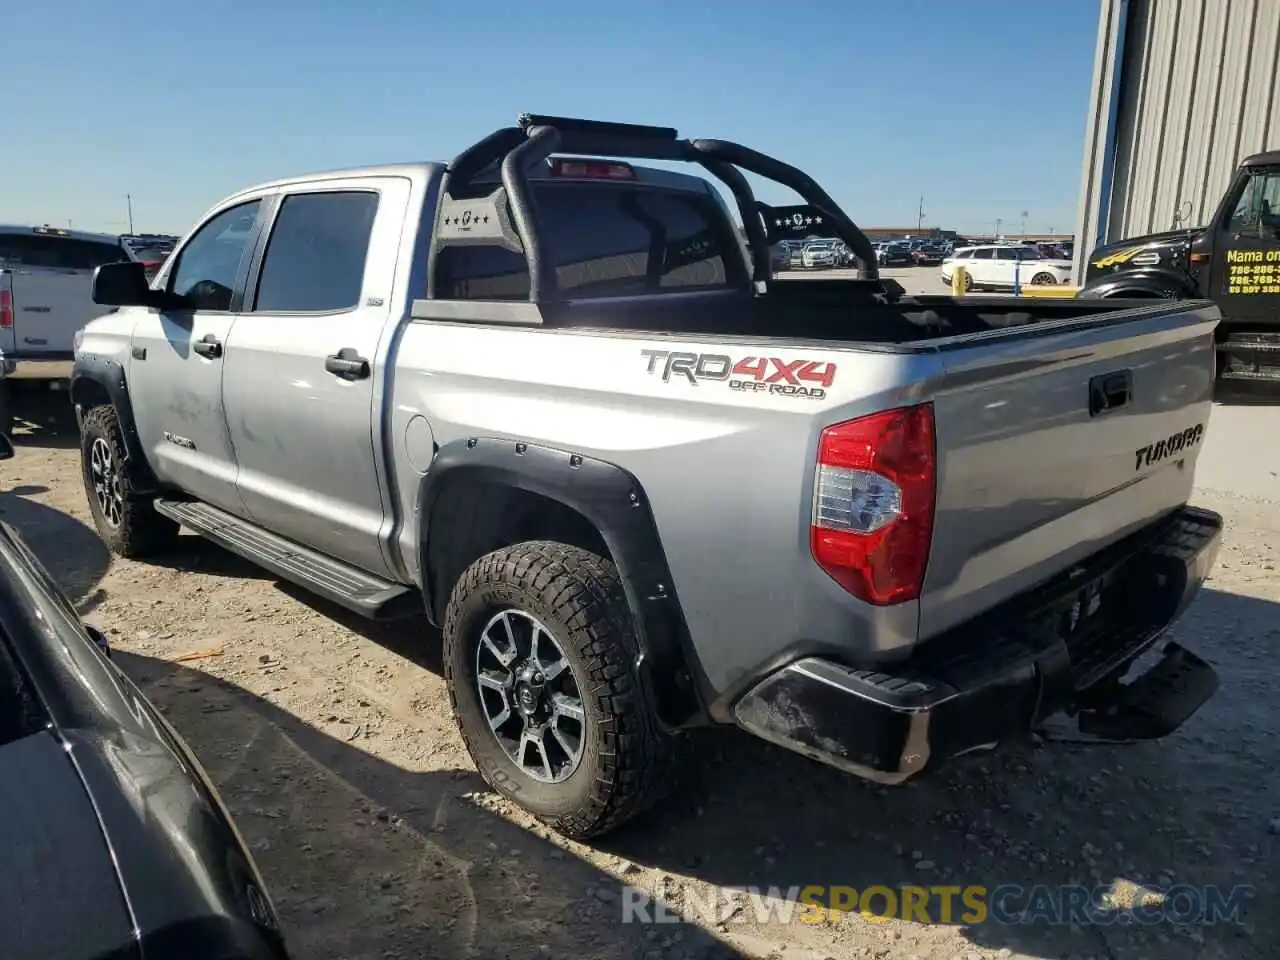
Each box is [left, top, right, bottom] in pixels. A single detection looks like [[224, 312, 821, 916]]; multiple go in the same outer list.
[[1078, 149, 1280, 384]]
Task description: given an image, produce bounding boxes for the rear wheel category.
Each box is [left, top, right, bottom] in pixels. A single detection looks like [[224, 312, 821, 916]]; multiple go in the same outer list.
[[80, 405, 179, 557], [443, 541, 679, 839]]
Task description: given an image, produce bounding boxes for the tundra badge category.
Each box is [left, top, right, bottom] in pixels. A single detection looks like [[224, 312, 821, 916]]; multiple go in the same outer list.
[[1134, 423, 1204, 471]]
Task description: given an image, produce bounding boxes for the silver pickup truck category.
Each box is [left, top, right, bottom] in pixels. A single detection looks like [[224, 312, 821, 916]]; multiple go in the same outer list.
[[72, 114, 1223, 839]]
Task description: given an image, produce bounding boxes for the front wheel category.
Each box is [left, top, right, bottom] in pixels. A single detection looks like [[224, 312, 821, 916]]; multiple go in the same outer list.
[[443, 541, 679, 839], [80, 405, 179, 557], [1030, 271, 1058, 286]]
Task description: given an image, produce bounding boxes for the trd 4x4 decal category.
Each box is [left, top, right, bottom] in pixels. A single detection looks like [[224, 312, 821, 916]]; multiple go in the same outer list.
[[640, 349, 836, 400]]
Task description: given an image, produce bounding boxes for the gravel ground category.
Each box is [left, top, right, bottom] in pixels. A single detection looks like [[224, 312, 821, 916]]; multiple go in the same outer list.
[[2, 392, 1276, 960]]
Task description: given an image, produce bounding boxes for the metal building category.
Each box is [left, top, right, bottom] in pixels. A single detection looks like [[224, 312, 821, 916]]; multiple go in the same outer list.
[[1073, 0, 1280, 282]]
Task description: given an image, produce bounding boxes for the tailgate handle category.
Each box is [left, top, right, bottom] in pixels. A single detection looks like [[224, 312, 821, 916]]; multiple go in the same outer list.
[[1089, 370, 1132, 416]]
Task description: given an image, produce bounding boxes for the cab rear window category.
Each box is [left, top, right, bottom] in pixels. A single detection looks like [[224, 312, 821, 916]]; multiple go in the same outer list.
[[433, 182, 744, 300], [0, 235, 127, 271]]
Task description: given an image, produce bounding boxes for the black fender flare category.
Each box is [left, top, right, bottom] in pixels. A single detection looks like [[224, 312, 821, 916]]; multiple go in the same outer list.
[[70, 354, 160, 493], [416, 437, 706, 728], [1076, 269, 1195, 300]]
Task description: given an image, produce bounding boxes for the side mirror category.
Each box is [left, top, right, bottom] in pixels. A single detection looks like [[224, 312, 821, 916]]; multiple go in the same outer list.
[[0, 434, 13, 460], [92, 261, 156, 308]]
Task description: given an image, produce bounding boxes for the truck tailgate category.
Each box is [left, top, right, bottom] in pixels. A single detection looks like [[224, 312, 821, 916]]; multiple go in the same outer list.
[[3, 266, 98, 360], [919, 300, 1218, 640]]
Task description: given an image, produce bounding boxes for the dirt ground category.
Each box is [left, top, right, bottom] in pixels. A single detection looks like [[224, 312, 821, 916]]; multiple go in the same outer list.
[[3, 393, 1276, 960]]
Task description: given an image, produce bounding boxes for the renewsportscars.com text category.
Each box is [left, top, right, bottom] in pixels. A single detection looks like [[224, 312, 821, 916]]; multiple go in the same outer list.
[[620, 883, 1251, 928]]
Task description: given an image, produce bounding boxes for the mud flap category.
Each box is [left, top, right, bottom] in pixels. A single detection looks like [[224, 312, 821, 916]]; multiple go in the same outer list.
[[1066, 642, 1219, 742]]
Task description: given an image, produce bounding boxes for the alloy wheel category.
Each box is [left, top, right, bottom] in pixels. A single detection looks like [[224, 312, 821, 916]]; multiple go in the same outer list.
[[474, 608, 586, 784], [89, 437, 124, 528]]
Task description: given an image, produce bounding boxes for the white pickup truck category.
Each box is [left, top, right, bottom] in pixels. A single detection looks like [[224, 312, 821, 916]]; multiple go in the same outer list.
[[0, 225, 137, 432]]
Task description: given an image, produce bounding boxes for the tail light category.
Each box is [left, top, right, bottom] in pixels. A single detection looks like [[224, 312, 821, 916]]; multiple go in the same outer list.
[[549, 157, 636, 180], [0, 289, 11, 329], [810, 404, 936, 605]]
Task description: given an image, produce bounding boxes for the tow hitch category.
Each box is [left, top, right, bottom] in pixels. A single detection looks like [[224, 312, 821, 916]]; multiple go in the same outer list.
[[1040, 642, 1219, 745]]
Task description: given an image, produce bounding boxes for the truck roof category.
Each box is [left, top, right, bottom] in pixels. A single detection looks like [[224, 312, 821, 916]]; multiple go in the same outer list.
[[1241, 149, 1280, 167], [223, 158, 717, 205], [0, 224, 121, 245]]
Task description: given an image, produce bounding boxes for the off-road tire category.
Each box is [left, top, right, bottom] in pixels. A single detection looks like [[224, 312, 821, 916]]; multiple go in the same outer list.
[[443, 540, 678, 839], [80, 405, 178, 557]]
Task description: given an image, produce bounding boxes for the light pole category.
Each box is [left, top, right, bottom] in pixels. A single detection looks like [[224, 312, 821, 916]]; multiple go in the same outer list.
[[1020, 210, 1029, 237], [127, 194, 135, 234], [995, 217, 1003, 239], [917, 195, 925, 232]]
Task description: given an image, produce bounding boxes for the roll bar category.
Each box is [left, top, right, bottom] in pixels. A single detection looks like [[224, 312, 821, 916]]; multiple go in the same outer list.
[[435, 112, 880, 302]]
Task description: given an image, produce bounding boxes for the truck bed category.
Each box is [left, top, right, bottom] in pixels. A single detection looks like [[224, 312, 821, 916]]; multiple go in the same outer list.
[[419, 279, 1176, 346], [404, 290, 1217, 689]]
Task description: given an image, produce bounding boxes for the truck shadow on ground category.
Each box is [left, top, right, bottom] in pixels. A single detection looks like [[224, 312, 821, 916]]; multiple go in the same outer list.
[[0, 484, 110, 606], [9, 388, 79, 449], [594, 584, 1274, 960], [33, 505, 1271, 960], [111, 648, 745, 960], [204, 560, 1275, 960]]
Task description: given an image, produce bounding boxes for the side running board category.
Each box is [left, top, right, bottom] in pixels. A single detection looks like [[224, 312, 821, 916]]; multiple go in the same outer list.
[[153, 499, 421, 620]]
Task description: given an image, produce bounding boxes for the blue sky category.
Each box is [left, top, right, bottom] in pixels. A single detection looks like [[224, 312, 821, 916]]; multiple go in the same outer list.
[[3, 1, 1100, 237]]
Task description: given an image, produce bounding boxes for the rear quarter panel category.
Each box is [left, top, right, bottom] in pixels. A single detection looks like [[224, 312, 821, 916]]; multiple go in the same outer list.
[[389, 318, 940, 697]]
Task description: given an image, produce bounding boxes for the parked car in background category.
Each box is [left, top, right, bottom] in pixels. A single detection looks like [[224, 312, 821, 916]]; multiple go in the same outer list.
[[801, 238, 840, 269], [942, 243, 1073, 291], [0, 226, 132, 389], [120, 233, 179, 282], [770, 242, 793, 271], [0, 433, 290, 960], [787, 240, 808, 268], [876, 242, 913, 266], [911, 245, 945, 266]]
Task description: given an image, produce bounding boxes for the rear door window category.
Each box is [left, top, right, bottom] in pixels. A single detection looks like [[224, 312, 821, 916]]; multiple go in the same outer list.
[[253, 191, 379, 312], [434, 183, 744, 300]]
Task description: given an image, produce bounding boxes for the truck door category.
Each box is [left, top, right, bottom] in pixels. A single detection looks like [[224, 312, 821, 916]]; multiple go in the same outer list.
[[1209, 163, 1280, 325], [220, 178, 406, 578], [126, 199, 267, 513]]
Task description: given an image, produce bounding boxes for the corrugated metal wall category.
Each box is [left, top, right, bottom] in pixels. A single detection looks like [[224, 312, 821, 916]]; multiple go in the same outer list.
[[1073, 0, 1280, 281]]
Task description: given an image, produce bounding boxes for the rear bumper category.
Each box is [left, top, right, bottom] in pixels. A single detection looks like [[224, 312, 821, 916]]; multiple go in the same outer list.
[[732, 506, 1222, 784]]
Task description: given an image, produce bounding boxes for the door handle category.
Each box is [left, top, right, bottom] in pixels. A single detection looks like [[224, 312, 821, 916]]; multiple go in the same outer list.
[[1089, 369, 1132, 416], [325, 348, 370, 379], [193, 334, 222, 359]]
